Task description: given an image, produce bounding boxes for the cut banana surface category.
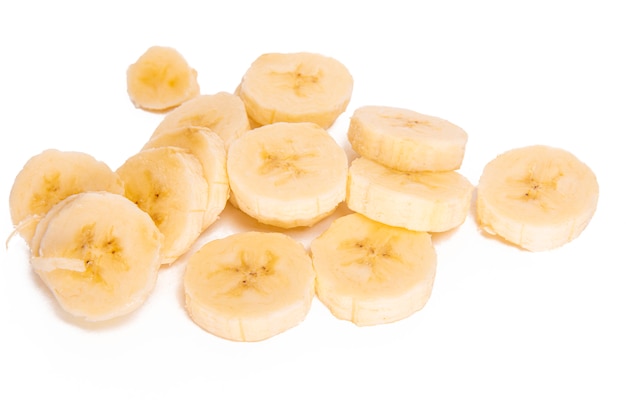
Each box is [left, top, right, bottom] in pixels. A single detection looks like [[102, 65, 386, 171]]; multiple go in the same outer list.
[[9, 149, 124, 245], [116, 146, 209, 264], [30, 192, 162, 321], [476, 145, 599, 251], [347, 157, 474, 232], [311, 213, 437, 326], [126, 45, 200, 111], [237, 52, 353, 128], [184, 231, 316, 342], [227, 122, 348, 228], [348, 105, 468, 172]]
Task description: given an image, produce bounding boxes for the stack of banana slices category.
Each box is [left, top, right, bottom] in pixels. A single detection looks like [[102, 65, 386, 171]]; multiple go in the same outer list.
[[8, 47, 599, 342]]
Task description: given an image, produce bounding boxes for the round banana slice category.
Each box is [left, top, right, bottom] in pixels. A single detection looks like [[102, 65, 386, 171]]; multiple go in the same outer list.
[[237, 52, 353, 128], [143, 126, 229, 229], [126, 45, 200, 111], [116, 146, 209, 264], [476, 145, 599, 251], [226, 121, 348, 228], [150, 92, 250, 150], [347, 157, 474, 232], [30, 191, 163, 321], [183, 231, 315, 342], [311, 213, 437, 326], [348, 105, 468, 172], [9, 149, 124, 245]]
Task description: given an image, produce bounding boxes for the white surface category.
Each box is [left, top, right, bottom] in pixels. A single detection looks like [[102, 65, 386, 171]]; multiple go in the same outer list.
[[1, 1, 624, 416]]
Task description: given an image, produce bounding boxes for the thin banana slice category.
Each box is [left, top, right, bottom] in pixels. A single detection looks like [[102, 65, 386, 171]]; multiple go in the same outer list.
[[237, 52, 353, 128], [116, 146, 209, 264], [226, 122, 348, 228], [30, 192, 162, 321], [310, 213, 437, 326], [9, 149, 124, 245], [476, 145, 599, 251], [347, 157, 474, 232], [142, 126, 229, 229], [348, 105, 468, 172], [150, 92, 250, 150], [184, 231, 315, 342], [126, 45, 200, 111]]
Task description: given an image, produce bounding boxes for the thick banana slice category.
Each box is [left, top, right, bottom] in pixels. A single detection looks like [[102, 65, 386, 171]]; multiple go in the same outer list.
[[237, 52, 353, 128], [310, 213, 437, 326], [476, 145, 599, 251], [348, 105, 468, 172], [116, 146, 209, 264], [226, 122, 348, 228], [150, 92, 250, 149], [30, 192, 162, 321], [126, 45, 200, 111], [9, 149, 124, 244], [184, 231, 315, 342], [142, 126, 229, 229], [347, 157, 474, 232]]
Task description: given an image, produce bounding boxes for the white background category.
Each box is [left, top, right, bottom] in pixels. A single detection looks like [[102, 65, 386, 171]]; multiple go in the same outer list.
[[1, 1, 624, 416]]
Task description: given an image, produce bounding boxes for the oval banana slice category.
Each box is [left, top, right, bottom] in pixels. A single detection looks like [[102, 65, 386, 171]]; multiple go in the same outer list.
[[183, 231, 315, 342], [30, 192, 162, 321], [9, 149, 124, 245], [476, 145, 599, 251], [238, 52, 353, 128], [227, 121, 348, 228], [311, 213, 437, 326], [347, 157, 474, 232], [348, 105, 468, 172]]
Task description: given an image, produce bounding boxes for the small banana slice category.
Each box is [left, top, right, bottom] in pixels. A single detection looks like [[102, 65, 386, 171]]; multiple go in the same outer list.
[[348, 105, 468, 172], [150, 92, 250, 149], [30, 192, 162, 321], [347, 157, 474, 232], [226, 121, 348, 228], [116, 146, 209, 264], [310, 213, 437, 326], [126, 45, 200, 111], [183, 231, 315, 342], [9, 149, 124, 245], [142, 126, 229, 229], [476, 145, 599, 251], [237, 52, 353, 128]]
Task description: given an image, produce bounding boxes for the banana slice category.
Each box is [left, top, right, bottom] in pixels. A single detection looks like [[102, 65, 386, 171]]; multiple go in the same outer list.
[[30, 191, 162, 321], [150, 92, 250, 149], [116, 146, 209, 264], [237, 52, 353, 128], [310, 213, 437, 326], [126, 45, 200, 111], [183, 231, 315, 342], [226, 121, 348, 228], [9, 149, 124, 245], [347, 157, 474, 232], [476, 145, 599, 251], [348, 105, 468, 172], [142, 126, 229, 229]]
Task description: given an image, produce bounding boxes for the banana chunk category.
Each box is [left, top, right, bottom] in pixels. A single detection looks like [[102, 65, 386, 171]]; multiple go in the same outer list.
[[348, 105, 468, 172], [183, 231, 315, 342], [237, 52, 353, 128], [126, 45, 200, 111], [9, 149, 124, 245], [476, 145, 599, 251], [30, 192, 163, 321], [226, 122, 348, 228], [311, 213, 437, 326], [347, 157, 474, 232], [116, 146, 209, 264]]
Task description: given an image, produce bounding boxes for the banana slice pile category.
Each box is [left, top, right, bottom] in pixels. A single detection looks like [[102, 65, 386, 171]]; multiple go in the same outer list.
[[8, 47, 599, 341]]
